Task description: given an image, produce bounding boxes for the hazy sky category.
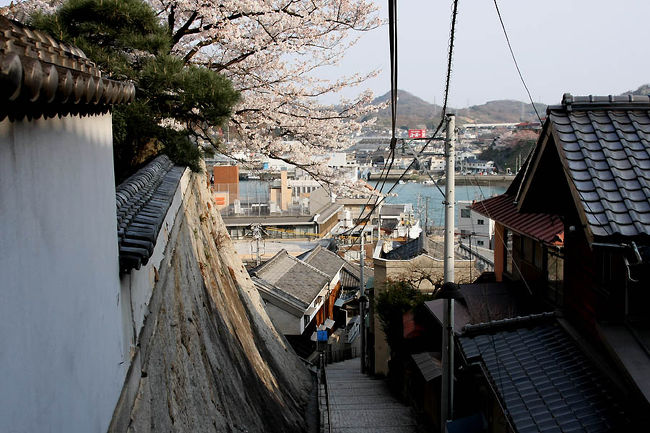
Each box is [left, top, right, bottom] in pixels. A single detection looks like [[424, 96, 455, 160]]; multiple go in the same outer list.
[[321, 0, 650, 107], [4, 0, 649, 107]]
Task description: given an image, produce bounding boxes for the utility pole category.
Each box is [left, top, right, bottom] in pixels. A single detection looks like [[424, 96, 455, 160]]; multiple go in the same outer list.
[[359, 228, 366, 374], [251, 223, 263, 267], [441, 114, 456, 432], [425, 196, 430, 235]]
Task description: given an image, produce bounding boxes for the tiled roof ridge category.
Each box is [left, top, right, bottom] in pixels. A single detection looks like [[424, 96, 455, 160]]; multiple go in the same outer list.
[[116, 155, 184, 272], [252, 249, 290, 277], [306, 244, 345, 264], [288, 253, 332, 280], [251, 276, 308, 311], [0, 16, 135, 120], [547, 93, 650, 114], [548, 99, 650, 239], [461, 311, 555, 336], [300, 244, 323, 262]]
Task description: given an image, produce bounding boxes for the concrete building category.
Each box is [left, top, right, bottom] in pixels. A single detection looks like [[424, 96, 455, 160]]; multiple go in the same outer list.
[[458, 200, 495, 249], [211, 164, 239, 208]]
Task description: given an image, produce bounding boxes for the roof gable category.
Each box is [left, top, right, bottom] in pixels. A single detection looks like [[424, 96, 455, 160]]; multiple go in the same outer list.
[[518, 94, 650, 242], [252, 250, 330, 305]]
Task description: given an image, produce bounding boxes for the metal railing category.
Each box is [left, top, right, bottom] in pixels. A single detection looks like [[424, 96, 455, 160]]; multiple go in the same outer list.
[[319, 352, 332, 433]]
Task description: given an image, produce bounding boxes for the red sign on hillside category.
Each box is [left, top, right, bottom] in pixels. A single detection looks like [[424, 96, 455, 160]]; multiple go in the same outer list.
[[408, 129, 426, 139]]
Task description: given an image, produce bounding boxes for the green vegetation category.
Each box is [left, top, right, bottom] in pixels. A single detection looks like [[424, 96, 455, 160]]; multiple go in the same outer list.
[[375, 280, 435, 353], [479, 136, 536, 173], [31, 0, 239, 182]]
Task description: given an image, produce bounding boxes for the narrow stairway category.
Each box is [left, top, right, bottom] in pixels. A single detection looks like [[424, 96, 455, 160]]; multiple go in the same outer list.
[[322, 358, 419, 433]]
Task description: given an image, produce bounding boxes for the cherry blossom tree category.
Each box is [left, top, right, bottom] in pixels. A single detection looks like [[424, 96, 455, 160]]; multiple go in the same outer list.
[[6, 0, 382, 191]]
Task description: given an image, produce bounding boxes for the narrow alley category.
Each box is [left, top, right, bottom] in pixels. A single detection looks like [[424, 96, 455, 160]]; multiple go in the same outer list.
[[321, 358, 420, 433]]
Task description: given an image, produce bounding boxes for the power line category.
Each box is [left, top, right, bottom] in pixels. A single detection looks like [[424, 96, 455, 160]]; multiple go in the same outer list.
[[340, 0, 460, 252], [491, 0, 543, 125]]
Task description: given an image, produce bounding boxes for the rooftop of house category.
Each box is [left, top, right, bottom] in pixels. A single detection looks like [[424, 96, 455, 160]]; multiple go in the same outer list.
[[425, 282, 530, 334], [459, 313, 631, 432], [251, 249, 330, 305], [473, 94, 650, 244], [298, 244, 374, 290], [116, 155, 185, 272], [0, 16, 134, 120], [299, 245, 345, 279], [222, 202, 342, 227], [544, 94, 650, 239], [471, 194, 564, 246]]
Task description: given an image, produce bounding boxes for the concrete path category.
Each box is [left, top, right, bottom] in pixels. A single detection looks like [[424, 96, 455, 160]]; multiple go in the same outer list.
[[322, 358, 419, 433]]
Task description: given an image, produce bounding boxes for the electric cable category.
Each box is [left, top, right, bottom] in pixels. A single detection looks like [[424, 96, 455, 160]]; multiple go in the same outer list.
[[492, 0, 542, 125], [340, 0, 460, 253]]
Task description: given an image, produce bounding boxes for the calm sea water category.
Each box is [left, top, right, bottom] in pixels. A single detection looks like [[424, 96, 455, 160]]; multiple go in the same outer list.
[[237, 180, 506, 226], [374, 181, 506, 227]]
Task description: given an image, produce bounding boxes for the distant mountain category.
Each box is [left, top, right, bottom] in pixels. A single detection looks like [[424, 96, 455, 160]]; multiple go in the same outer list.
[[369, 90, 443, 129], [620, 84, 650, 96], [455, 100, 546, 125], [367, 90, 545, 128]]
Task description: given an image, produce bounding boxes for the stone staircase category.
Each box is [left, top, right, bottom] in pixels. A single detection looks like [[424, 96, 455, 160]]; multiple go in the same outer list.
[[320, 358, 419, 433]]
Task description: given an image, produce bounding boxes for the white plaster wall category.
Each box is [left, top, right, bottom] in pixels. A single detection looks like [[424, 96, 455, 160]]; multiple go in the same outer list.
[[0, 115, 126, 433], [264, 302, 302, 335], [119, 169, 190, 355]]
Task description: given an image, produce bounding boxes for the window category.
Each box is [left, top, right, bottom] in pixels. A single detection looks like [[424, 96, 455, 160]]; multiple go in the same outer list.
[[477, 240, 484, 246], [477, 219, 485, 225], [461, 209, 471, 218]]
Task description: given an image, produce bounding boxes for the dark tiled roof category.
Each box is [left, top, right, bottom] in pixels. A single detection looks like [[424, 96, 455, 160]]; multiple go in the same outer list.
[[384, 232, 465, 260], [410, 352, 441, 382], [0, 16, 134, 120], [548, 94, 650, 239], [300, 245, 344, 279], [384, 231, 428, 260], [460, 283, 523, 324], [471, 194, 564, 245], [252, 250, 330, 305], [116, 156, 185, 272], [460, 314, 629, 432]]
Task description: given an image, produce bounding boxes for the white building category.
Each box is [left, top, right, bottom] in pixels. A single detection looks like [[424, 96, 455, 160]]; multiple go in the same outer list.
[[458, 200, 495, 249]]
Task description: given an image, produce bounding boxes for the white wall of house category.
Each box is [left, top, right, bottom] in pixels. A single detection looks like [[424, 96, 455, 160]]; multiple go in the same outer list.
[[0, 114, 126, 433], [458, 200, 494, 249], [264, 302, 302, 335]]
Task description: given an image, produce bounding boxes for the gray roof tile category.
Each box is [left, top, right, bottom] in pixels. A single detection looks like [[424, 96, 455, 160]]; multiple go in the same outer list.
[[253, 249, 330, 305], [116, 156, 184, 272], [460, 316, 630, 432], [300, 245, 345, 279], [549, 94, 650, 239], [0, 16, 134, 120]]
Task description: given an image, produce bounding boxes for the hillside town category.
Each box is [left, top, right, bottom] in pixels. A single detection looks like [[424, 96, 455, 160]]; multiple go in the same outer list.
[[2, 1, 650, 433]]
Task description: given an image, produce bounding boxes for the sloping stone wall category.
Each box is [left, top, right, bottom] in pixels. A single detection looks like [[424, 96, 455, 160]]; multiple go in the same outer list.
[[110, 170, 311, 432]]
